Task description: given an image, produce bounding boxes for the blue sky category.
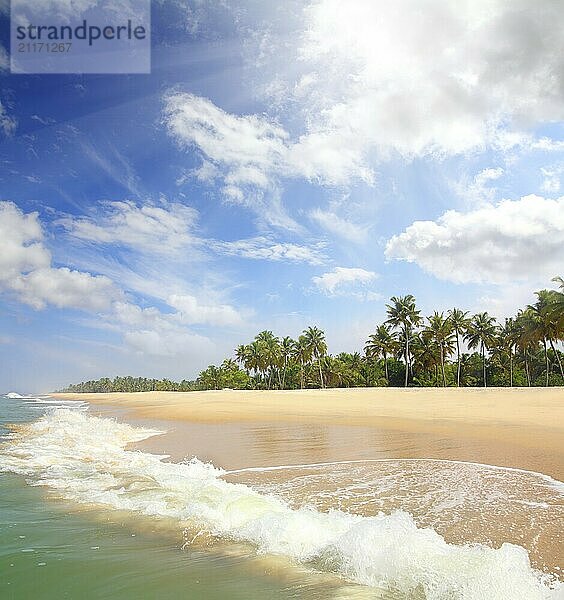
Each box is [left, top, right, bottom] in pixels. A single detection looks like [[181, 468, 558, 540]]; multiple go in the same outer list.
[[1, 0, 563, 392]]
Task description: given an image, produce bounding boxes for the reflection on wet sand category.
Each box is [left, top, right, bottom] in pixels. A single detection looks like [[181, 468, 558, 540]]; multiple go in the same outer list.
[[86, 396, 563, 581]]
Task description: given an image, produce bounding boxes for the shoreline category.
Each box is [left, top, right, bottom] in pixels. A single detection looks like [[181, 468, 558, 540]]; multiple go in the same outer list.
[[52, 387, 564, 479]]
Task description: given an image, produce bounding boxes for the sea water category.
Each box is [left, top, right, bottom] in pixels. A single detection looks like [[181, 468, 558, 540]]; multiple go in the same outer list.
[[0, 395, 562, 599], [0, 396, 324, 600]]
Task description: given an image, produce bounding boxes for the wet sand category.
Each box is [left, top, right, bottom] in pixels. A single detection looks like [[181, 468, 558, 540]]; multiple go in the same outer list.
[[53, 387, 564, 480], [50, 388, 564, 576]]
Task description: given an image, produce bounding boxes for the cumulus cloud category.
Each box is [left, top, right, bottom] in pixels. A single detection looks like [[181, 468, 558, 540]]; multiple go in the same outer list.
[[292, 0, 564, 159], [112, 300, 213, 357], [162, 1, 564, 236], [60, 200, 198, 254], [0, 201, 120, 310], [312, 266, 378, 299], [212, 236, 326, 265], [123, 328, 211, 357], [385, 195, 564, 284], [168, 293, 243, 327], [0, 203, 224, 359], [11, 268, 118, 311]]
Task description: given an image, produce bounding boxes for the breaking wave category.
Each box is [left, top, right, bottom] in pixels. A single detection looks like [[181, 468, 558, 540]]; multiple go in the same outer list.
[[0, 409, 561, 599]]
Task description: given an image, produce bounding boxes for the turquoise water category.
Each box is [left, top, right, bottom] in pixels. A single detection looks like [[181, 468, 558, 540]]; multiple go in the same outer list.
[[0, 395, 562, 599]]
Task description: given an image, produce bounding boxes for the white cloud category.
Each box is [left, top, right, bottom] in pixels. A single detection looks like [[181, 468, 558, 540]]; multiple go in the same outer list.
[[385, 195, 564, 284], [0, 203, 227, 361], [455, 167, 504, 206], [540, 164, 564, 194], [0, 202, 50, 279], [60, 200, 198, 254], [309, 208, 369, 243], [0, 102, 17, 136], [0, 201, 120, 311], [123, 328, 210, 358], [163, 92, 289, 192], [168, 293, 243, 327], [163, 93, 373, 229], [11, 267, 118, 311], [312, 266, 378, 298], [212, 236, 326, 265], [163, 91, 286, 179], [253, 0, 564, 170], [112, 301, 213, 357]]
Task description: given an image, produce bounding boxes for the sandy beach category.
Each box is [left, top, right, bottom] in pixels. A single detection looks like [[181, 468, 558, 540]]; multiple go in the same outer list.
[[54, 387, 564, 479]]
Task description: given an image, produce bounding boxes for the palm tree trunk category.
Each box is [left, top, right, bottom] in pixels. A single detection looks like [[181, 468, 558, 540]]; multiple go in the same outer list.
[[282, 360, 288, 390], [300, 361, 304, 389], [482, 343, 487, 388], [525, 349, 531, 387], [318, 357, 324, 389], [509, 348, 513, 388], [456, 333, 461, 387], [404, 329, 409, 387], [543, 338, 549, 386], [548, 338, 564, 379], [441, 346, 446, 387], [384, 354, 389, 383]]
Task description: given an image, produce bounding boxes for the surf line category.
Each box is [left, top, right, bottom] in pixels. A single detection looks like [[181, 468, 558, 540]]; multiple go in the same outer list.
[[225, 457, 564, 490]]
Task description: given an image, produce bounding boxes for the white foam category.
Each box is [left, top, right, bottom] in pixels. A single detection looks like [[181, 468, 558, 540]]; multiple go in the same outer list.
[[0, 409, 561, 599], [33, 398, 89, 409], [227, 458, 564, 495]]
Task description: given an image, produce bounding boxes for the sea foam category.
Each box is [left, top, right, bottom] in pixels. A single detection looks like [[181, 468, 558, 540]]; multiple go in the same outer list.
[[0, 409, 561, 599]]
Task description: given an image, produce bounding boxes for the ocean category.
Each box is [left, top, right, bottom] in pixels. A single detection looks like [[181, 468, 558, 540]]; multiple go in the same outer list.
[[0, 394, 562, 599]]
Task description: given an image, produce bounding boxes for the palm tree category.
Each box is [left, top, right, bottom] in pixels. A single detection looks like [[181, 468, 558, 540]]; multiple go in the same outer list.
[[386, 295, 422, 386], [294, 335, 312, 389], [246, 340, 263, 383], [425, 312, 455, 386], [335, 352, 365, 386], [548, 276, 564, 331], [279, 336, 295, 389], [499, 318, 520, 387], [302, 326, 328, 388], [364, 324, 396, 384], [235, 344, 250, 375], [464, 312, 498, 387], [411, 331, 440, 384], [447, 308, 470, 387], [527, 290, 564, 384], [514, 309, 536, 386], [253, 331, 281, 389]]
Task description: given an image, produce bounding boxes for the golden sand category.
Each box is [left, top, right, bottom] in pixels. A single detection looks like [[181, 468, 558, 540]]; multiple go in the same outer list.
[[53, 387, 564, 479]]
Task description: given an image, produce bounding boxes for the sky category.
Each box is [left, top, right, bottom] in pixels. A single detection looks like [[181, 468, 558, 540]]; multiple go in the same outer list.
[[1, 0, 563, 392]]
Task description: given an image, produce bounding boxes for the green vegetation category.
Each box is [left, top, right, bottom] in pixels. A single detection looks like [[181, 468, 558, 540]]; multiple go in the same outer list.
[[61, 278, 564, 392]]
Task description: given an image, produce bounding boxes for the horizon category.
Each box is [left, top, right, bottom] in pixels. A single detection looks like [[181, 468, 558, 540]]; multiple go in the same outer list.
[[1, 1, 564, 393]]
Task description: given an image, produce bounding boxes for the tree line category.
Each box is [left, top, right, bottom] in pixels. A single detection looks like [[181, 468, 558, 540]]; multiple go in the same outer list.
[[60, 277, 564, 392]]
